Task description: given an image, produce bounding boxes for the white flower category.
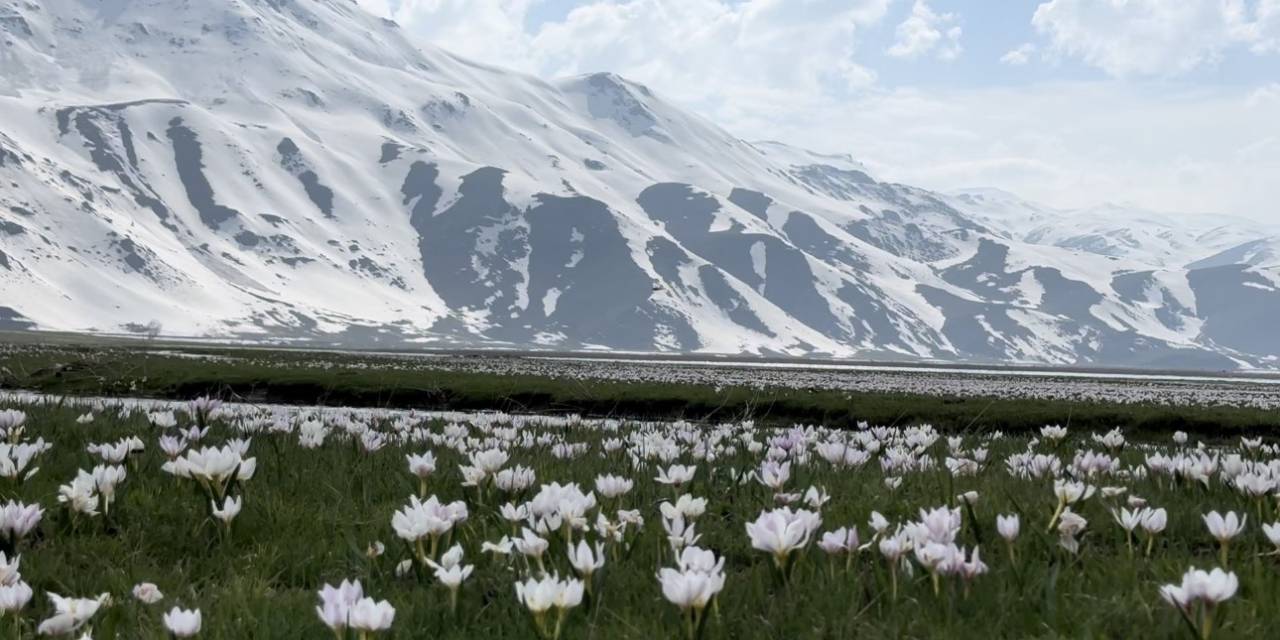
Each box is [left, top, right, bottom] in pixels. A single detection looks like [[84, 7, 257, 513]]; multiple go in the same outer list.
[[495, 466, 536, 493], [426, 544, 474, 590], [163, 445, 256, 486], [1160, 567, 1239, 609], [1041, 425, 1068, 441], [1057, 509, 1088, 555], [298, 421, 328, 449], [158, 436, 187, 460], [0, 581, 33, 614], [804, 486, 831, 510], [0, 552, 19, 586], [132, 583, 164, 605], [348, 598, 396, 632], [915, 506, 962, 545], [0, 500, 43, 543], [868, 511, 890, 535], [513, 528, 549, 559], [675, 546, 725, 574], [817, 527, 859, 555], [1141, 508, 1168, 535], [566, 540, 605, 579], [500, 502, 528, 524], [658, 567, 725, 612], [482, 536, 514, 556], [594, 474, 634, 499], [1262, 522, 1280, 551], [659, 494, 707, 521], [0, 440, 48, 481], [163, 607, 202, 638], [1203, 511, 1247, 543], [469, 448, 509, 475], [878, 529, 912, 562], [514, 574, 584, 615], [316, 580, 363, 631], [756, 461, 790, 491], [655, 465, 696, 487], [745, 507, 821, 566], [36, 592, 108, 636], [996, 514, 1020, 543], [394, 560, 413, 578], [57, 471, 100, 517], [1112, 507, 1144, 533], [391, 495, 466, 542], [1053, 480, 1095, 505], [406, 452, 436, 478], [211, 496, 242, 526]]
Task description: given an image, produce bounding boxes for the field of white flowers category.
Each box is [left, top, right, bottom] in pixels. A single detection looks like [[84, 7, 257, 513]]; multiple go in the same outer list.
[[0, 391, 1277, 638]]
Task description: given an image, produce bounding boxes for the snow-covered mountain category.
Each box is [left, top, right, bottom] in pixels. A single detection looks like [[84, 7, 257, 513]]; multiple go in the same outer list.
[[1, 0, 1277, 369]]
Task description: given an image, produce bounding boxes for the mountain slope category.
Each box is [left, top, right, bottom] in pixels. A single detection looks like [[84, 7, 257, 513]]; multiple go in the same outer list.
[[1, 0, 1277, 369]]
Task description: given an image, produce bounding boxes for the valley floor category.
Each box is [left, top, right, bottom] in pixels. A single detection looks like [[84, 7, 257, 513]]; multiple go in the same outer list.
[[2, 336, 1279, 436], [1, 338, 1279, 637]]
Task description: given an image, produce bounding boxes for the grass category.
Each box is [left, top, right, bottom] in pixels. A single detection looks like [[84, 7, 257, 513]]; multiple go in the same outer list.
[[2, 343, 1279, 437], [1, 397, 1278, 639]]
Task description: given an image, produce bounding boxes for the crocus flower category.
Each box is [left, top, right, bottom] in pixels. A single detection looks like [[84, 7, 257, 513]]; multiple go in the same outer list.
[[406, 452, 436, 496], [163, 607, 202, 638], [745, 507, 821, 572], [566, 540, 606, 589], [132, 583, 164, 605], [658, 565, 726, 640], [1112, 507, 1145, 556], [348, 598, 396, 634], [655, 465, 696, 489], [996, 514, 1020, 542], [391, 495, 467, 563], [1203, 511, 1246, 565], [211, 496, 242, 530], [1262, 522, 1280, 553], [426, 545, 473, 613], [1159, 567, 1238, 639], [594, 475, 633, 499], [878, 528, 912, 600], [0, 500, 42, 546], [0, 581, 32, 615], [316, 579, 363, 633], [0, 552, 18, 586], [817, 527, 858, 556], [1142, 508, 1168, 557], [1057, 509, 1087, 555], [514, 574, 583, 640], [36, 592, 108, 636]]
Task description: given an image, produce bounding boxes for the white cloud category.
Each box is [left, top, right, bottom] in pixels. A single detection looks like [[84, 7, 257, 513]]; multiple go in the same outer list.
[[886, 1, 963, 61], [356, 0, 541, 71], [362, 0, 892, 125], [765, 83, 1280, 221], [529, 0, 891, 98], [1247, 82, 1280, 107], [1000, 43, 1037, 66], [1030, 0, 1278, 77], [1247, 0, 1280, 52]]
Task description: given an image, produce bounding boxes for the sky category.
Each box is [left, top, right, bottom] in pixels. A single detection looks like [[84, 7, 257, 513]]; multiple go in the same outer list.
[[354, 0, 1280, 222]]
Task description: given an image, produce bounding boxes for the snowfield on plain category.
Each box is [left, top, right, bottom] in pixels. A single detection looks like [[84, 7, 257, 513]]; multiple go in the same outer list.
[[0, 0, 1278, 369]]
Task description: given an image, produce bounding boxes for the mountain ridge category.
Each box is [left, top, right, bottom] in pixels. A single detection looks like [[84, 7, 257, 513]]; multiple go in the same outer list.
[[0, 0, 1276, 370]]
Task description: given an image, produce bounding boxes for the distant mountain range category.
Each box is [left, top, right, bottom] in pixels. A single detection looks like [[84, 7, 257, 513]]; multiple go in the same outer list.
[[1, 0, 1277, 369]]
